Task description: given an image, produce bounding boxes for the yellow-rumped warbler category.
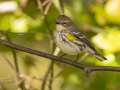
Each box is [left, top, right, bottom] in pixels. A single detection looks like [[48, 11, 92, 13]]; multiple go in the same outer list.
[[54, 15, 107, 61]]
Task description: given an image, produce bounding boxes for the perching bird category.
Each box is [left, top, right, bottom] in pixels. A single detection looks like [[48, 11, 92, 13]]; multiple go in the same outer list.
[[54, 15, 107, 61]]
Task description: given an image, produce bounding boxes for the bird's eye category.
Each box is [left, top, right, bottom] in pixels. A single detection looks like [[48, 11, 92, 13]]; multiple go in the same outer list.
[[63, 23, 66, 25]]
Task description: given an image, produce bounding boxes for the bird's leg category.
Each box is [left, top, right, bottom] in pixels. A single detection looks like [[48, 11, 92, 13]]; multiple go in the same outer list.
[[53, 47, 67, 57], [54, 53, 67, 78]]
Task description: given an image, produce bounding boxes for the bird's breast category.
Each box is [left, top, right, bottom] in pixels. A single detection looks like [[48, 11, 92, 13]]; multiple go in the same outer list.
[[54, 30, 81, 55]]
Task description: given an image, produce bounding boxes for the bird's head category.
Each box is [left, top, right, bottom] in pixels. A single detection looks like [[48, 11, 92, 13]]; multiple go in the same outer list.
[[56, 15, 72, 28]]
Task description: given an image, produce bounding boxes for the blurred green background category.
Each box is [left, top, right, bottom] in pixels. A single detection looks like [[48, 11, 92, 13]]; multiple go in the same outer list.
[[0, 0, 120, 90]]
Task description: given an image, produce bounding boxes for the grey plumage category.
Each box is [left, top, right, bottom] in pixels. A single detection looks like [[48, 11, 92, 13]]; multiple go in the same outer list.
[[55, 15, 107, 61]]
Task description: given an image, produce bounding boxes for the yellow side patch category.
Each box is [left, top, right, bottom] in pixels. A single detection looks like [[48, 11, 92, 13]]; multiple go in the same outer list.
[[66, 33, 76, 41]]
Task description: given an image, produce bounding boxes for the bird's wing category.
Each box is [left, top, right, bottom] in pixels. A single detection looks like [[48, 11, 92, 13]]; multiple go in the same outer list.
[[68, 25, 96, 51], [68, 25, 107, 61]]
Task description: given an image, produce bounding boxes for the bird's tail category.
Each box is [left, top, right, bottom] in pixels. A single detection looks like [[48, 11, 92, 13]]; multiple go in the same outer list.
[[93, 52, 107, 61]]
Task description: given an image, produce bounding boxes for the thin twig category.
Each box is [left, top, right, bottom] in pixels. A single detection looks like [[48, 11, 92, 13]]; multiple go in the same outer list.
[[0, 54, 15, 71], [36, 0, 53, 37], [1, 39, 120, 73], [59, 0, 64, 14], [6, 34, 20, 76], [48, 61, 54, 90], [0, 31, 26, 89], [42, 0, 50, 7], [36, 0, 54, 53], [41, 63, 52, 90], [36, 1, 55, 90], [44, 1, 52, 15], [0, 31, 19, 74], [5, 32, 25, 90]]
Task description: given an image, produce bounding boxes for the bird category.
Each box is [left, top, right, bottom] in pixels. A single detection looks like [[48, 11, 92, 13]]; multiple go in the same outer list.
[[54, 15, 107, 61]]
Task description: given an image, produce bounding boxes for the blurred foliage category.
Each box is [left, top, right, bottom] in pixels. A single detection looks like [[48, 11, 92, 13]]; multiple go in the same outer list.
[[0, 0, 120, 90]]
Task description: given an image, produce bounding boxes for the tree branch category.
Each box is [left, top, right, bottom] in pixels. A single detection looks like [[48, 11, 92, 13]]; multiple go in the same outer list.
[[0, 39, 120, 72]]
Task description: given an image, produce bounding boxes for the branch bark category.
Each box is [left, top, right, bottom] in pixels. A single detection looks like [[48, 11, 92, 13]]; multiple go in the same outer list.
[[0, 39, 120, 72]]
